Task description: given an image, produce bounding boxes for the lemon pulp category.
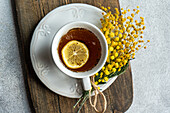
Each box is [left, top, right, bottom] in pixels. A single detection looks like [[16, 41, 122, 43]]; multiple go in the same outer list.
[[61, 40, 89, 69]]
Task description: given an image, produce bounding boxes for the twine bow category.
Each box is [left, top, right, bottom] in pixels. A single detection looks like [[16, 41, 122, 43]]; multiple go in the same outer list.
[[89, 76, 107, 113]]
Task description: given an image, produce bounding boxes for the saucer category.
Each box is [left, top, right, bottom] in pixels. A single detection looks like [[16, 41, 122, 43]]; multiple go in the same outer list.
[[30, 3, 117, 98]]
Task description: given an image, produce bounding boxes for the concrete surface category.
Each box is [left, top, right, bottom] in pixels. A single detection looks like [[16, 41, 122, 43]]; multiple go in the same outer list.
[[0, 0, 30, 113], [119, 0, 170, 113], [0, 0, 169, 113]]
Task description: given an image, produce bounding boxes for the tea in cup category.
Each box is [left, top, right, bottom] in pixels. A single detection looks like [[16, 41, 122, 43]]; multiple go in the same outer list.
[[51, 21, 108, 91]]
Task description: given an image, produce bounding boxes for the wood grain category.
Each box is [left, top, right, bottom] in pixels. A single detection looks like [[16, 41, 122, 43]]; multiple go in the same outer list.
[[12, 0, 133, 113]]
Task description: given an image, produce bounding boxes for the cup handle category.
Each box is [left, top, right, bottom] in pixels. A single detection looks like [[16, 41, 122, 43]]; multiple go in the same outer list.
[[82, 77, 91, 91]]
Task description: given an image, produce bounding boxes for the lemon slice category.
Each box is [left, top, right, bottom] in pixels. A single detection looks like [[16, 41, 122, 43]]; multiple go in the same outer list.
[[61, 40, 89, 69]]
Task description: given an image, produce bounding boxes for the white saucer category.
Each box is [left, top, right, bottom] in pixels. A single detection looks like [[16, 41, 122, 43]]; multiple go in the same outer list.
[[30, 3, 117, 98]]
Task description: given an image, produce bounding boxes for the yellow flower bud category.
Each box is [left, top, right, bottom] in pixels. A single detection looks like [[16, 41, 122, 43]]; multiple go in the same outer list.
[[95, 81, 98, 85], [104, 8, 107, 11], [127, 16, 131, 19], [114, 52, 118, 57], [108, 64, 112, 70], [132, 55, 135, 59], [126, 21, 130, 24], [98, 79, 101, 82], [120, 29, 123, 33], [123, 27, 126, 32], [140, 17, 144, 20], [118, 42, 122, 46], [126, 54, 130, 58], [112, 62, 115, 66], [106, 58, 110, 63], [141, 22, 144, 25], [114, 37, 119, 42], [124, 10, 127, 14], [134, 34, 138, 38], [101, 6, 105, 10], [103, 27, 107, 31], [106, 38, 111, 44], [119, 34, 122, 38], [115, 31, 118, 36], [125, 43, 130, 48], [131, 13, 134, 17], [118, 68, 121, 71], [127, 29, 130, 33], [131, 30, 135, 34], [132, 49, 135, 52], [116, 58, 121, 62], [115, 63, 119, 68], [119, 62, 123, 67], [123, 60, 128, 65], [112, 68, 116, 72], [115, 8, 118, 11], [111, 41, 117, 47], [136, 10, 140, 14], [110, 32, 115, 37], [105, 70, 110, 75], [111, 56, 115, 60], [111, 26, 115, 29], [116, 46, 120, 50], [120, 50, 124, 53], [109, 47, 114, 51], [138, 45, 141, 47], [104, 77, 109, 81]]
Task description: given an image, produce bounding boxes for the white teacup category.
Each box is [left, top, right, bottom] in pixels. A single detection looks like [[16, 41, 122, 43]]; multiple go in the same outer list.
[[51, 21, 108, 91]]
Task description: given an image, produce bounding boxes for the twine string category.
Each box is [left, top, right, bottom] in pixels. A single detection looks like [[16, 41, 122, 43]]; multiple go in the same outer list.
[[89, 76, 107, 113]]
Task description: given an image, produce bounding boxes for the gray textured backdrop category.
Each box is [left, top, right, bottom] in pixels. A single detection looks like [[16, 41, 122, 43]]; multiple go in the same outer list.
[[0, 0, 169, 113], [120, 0, 170, 113]]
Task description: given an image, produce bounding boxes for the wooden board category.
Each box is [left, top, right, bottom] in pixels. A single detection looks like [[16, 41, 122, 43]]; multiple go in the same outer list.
[[12, 0, 133, 113]]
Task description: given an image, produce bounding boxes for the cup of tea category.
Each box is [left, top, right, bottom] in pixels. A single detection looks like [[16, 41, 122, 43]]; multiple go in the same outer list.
[[51, 21, 108, 91]]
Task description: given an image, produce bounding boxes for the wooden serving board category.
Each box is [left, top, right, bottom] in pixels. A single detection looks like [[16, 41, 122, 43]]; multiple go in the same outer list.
[[12, 0, 133, 113]]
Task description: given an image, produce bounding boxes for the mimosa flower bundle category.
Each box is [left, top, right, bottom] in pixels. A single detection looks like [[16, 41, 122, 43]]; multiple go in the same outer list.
[[74, 6, 150, 113]]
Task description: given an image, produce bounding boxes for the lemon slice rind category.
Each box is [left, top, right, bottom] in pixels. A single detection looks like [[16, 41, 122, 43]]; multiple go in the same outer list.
[[61, 40, 89, 69]]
